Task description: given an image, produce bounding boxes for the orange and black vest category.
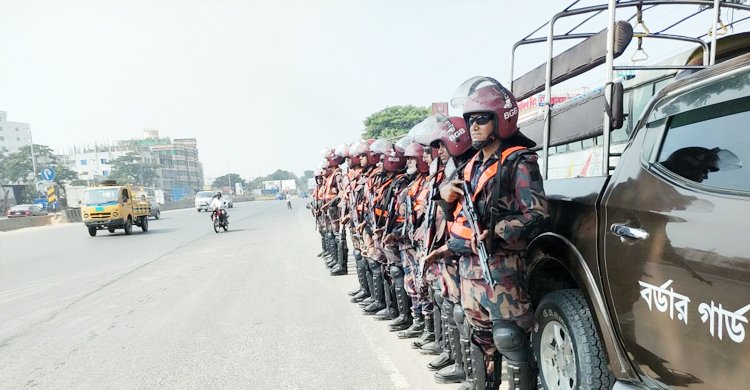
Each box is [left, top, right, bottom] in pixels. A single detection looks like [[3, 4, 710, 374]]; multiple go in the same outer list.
[[448, 146, 526, 240]]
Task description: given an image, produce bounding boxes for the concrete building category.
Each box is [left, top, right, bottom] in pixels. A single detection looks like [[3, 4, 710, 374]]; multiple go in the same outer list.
[[61, 130, 204, 199], [150, 137, 204, 194], [0, 111, 31, 154]]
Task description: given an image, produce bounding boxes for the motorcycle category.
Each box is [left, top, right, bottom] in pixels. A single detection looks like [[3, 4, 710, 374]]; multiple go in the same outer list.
[[211, 208, 229, 233]]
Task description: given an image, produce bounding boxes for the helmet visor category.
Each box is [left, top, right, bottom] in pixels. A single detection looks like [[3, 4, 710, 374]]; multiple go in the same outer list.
[[369, 139, 392, 155], [411, 115, 450, 146], [450, 76, 507, 111]]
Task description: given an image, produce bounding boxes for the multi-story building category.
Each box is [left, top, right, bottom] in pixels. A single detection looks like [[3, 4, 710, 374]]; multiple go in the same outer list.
[[0, 111, 31, 154], [62, 130, 204, 200], [150, 137, 204, 196]]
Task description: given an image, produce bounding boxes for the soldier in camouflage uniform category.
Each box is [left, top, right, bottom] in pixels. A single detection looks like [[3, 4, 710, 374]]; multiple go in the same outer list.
[[372, 140, 408, 321], [440, 77, 549, 390], [383, 137, 430, 332], [350, 140, 377, 304], [321, 149, 345, 271], [359, 140, 390, 315], [419, 116, 478, 386]]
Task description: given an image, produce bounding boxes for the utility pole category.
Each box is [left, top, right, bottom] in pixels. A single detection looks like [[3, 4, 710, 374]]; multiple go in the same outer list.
[[29, 130, 39, 195], [227, 168, 232, 194]]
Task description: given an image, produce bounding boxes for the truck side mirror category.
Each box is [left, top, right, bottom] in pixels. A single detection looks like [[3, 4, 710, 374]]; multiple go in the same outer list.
[[609, 82, 624, 130]]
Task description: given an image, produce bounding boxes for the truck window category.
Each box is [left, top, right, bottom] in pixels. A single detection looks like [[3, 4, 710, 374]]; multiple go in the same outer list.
[[656, 96, 750, 192], [121, 189, 129, 202]]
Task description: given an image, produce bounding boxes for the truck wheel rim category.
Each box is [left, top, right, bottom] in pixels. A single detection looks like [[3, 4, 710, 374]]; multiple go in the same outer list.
[[540, 319, 577, 390]]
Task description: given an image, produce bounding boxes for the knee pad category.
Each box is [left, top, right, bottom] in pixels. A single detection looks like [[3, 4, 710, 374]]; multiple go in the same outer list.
[[492, 320, 525, 353], [369, 259, 381, 276], [326, 232, 334, 239], [452, 303, 465, 328], [443, 300, 455, 324], [389, 265, 404, 281], [434, 293, 444, 309], [353, 249, 362, 260]]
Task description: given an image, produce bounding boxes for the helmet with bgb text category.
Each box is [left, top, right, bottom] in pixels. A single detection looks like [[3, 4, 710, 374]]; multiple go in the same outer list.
[[451, 76, 521, 141]]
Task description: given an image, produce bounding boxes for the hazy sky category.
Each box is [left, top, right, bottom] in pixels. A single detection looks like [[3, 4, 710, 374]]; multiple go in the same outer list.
[[0, 0, 735, 180]]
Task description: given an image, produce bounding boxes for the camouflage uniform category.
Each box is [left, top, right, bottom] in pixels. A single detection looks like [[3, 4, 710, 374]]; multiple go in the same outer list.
[[444, 146, 548, 389]]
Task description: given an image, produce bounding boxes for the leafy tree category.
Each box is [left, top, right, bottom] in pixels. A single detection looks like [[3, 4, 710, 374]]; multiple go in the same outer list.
[[108, 152, 158, 186], [362, 105, 431, 139], [0, 144, 78, 187], [212, 173, 246, 190], [265, 169, 298, 180], [302, 170, 314, 179]]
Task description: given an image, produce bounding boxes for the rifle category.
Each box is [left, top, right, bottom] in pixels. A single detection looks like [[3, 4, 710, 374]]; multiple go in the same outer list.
[[383, 185, 398, 234], [402, 194, 413, 243], [422, 182, 438, 256], [460, 181, 496, 288]]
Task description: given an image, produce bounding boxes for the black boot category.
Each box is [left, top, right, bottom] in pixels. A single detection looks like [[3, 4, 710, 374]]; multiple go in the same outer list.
[[434, 304, 467, 384], [362, 260, 385, 314], [427, 350, 453, 371], [318, 233, 327, 257], [413, 295, 440, 349], [353, 259, 374, 303], [330, 234, 348, 275], [351, 288, 370, 303], [397, 310, 424, 339], [381, 271, 399, 320], [387, 265, 412, 331], [412, 313, 435, 347], [374, 305, 398, 321], [506, 360, 536, 390], [347, 250, 366, 296]]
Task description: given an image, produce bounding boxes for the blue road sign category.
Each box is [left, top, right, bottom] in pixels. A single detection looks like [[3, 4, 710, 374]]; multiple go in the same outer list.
[[40, 167, 56, 181]]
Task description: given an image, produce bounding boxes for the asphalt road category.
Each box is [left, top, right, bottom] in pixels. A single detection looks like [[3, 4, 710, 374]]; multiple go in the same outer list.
[[0, 199, 474, 390]]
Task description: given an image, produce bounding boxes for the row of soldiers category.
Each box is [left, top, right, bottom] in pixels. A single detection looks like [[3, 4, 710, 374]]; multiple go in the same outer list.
[[310, 76, 549, 390]]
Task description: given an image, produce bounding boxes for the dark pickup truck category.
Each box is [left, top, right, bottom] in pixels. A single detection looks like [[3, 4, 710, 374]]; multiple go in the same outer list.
[[511, 2, 750, 389]]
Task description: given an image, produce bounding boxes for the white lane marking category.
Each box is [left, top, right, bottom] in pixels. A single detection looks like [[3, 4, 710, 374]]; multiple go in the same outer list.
[[361, 324, 410, 389]]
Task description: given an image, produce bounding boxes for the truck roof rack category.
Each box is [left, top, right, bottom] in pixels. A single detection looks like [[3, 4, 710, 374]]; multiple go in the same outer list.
[[510, 0, 750, 178]]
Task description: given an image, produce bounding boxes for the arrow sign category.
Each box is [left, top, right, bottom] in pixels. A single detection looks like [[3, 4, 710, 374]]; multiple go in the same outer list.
[[40, 167, 56, 181]]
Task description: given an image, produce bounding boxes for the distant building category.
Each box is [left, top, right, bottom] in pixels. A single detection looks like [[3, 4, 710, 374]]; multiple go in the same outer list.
[[61, 129, 204, 195], [0, 111, 31, 154]]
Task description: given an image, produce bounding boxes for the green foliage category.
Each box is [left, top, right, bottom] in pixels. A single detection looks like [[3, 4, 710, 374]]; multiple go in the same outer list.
[[108, 152, 158, 186], [212, 173, 246, 190], [362, 105, 431, 139], [265, 169, 298, 180], [302, 170, 314, 179], [0, 144, 78, 186]]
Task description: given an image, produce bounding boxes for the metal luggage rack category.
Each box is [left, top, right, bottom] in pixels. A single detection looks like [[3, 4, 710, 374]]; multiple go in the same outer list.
[[509, 0, 750, 177]]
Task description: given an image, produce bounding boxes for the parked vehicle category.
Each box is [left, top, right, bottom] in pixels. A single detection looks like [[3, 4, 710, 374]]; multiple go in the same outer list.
[[511, 2, 750, 389], [275, 193, 287, 200], [225, 194, 234, 208], [195, 191, 214, 212], [81, 180, 150, 236], [7, 204, 48, 218]]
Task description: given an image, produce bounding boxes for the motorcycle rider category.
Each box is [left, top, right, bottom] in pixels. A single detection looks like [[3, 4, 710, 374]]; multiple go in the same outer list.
[[209, 191, 228, 224]]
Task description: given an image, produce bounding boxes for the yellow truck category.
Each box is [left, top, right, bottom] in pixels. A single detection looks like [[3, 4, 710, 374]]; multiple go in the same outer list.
[[81, 180, 151, 237]]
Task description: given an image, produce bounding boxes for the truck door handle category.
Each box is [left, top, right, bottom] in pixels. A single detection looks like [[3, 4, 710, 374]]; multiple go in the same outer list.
[[610, 224, 649, 240]]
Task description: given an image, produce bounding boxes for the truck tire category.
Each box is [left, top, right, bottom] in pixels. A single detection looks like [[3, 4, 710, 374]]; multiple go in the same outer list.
[[88, 227, 97, 237], [141, 216, 149, 232], [532, 289, 614, 390], [124, 217, 133, 235], [155, 210, 160, 220], [108, 227, 116, 233]]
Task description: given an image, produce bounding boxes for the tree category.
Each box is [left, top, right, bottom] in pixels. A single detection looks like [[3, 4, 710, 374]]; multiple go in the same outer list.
[[265, 169, 298, 180], [362, 105, 431, 139], [212, 173, 246, 190], [0, 144, 78, 186], [108, 152, 158, 187]]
